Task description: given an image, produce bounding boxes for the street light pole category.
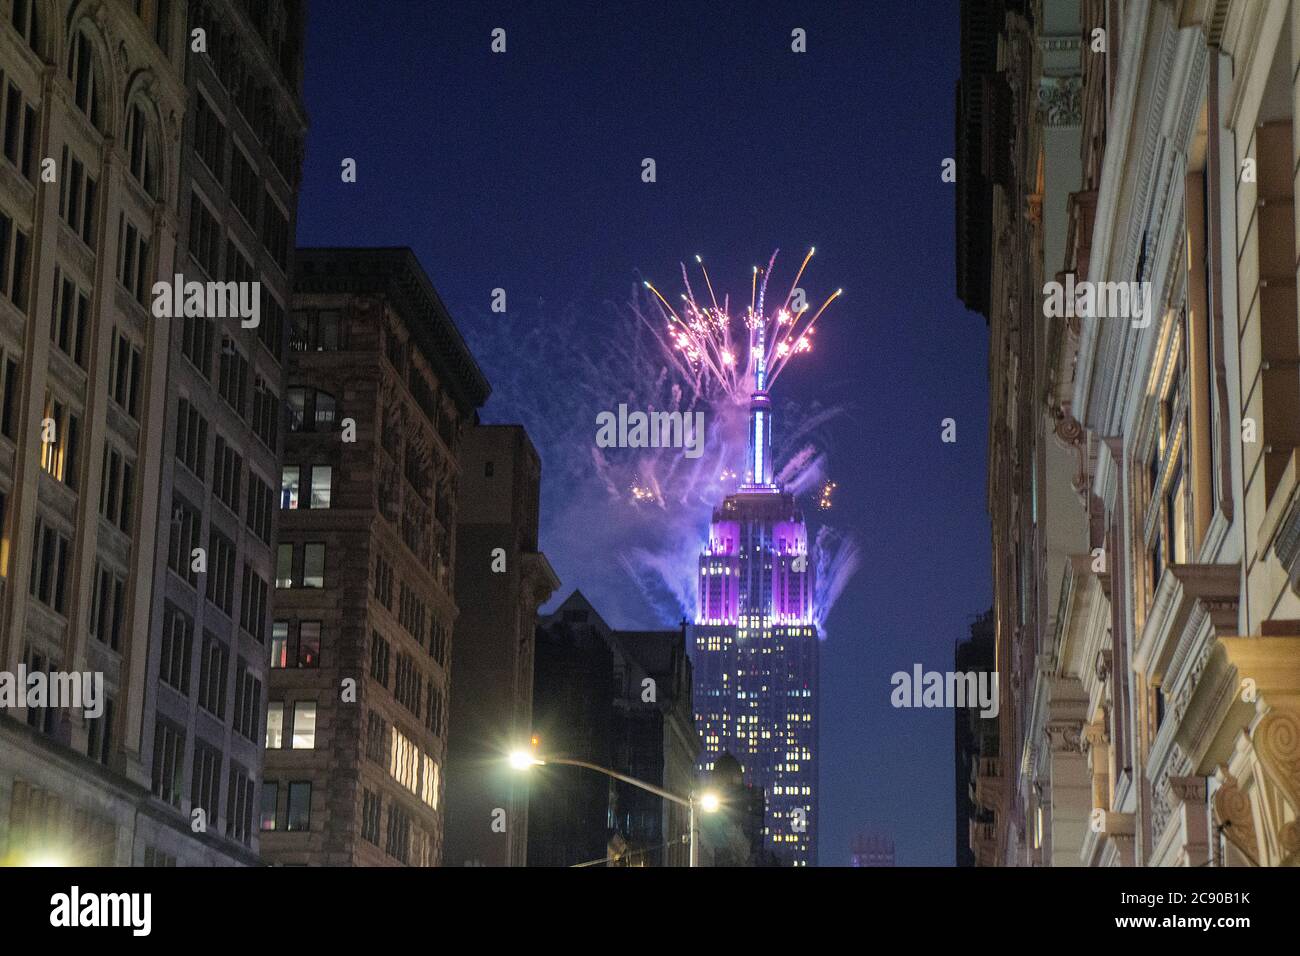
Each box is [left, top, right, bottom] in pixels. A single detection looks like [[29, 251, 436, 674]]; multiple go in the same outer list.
[[689, 795, 698, 868], [534, 756, 705, 867]]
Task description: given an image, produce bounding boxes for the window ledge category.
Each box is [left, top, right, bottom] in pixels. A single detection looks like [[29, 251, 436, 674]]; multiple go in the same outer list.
[[1261, 447, 1300, 559]]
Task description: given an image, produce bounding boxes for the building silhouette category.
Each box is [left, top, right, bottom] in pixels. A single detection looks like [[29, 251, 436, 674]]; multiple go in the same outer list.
[[955, 609, 996, 867], [698, 752, 778, 867], [849, 832, 896, 867], [527, 591, 699, 866], [443, 424, 559, 867]]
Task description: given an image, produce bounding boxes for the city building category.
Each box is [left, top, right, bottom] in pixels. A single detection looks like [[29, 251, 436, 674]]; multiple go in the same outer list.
[[691, 351, 819, 865], [607, 623, 698, 866], [527, 590, 700, 867], [958, 0, 1300, 867], [526, 592, 617, 867], [142, 0, 306, 866], [443, 423, 559, 867], [260, 247, 489, 866], [956, 0, 1088, 868], [0, 0, 303, 867], [849, 832, 896, 867], [955, 609, 995, 867]]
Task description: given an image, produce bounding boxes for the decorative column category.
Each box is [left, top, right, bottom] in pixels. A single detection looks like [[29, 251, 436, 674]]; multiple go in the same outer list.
[[1045, 678, 1091, 865], [1168, 775, 1210, 867]]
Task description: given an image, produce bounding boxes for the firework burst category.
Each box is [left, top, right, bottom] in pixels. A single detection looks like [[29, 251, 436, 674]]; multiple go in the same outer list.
[[818, 480, 837, 511], [640, 248, 843, 404]]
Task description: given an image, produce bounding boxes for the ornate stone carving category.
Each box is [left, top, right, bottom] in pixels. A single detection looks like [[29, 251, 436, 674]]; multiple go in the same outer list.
[[1152, 774, 1172, 839], [1039, 76, 1082, 127], [1170, 774, 1207, 804], [1094, 647, 1112, 683], [1252, 709, 1300, 855], [1083, 718, 1108, 752], [1053, 409, 1084, 447], [1045, 719, 1083, 754], [1212, 768, 1259, 865]]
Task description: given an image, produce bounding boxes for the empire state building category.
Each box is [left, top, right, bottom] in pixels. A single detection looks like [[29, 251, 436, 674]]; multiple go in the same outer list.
[[691, 369, 818, 866]]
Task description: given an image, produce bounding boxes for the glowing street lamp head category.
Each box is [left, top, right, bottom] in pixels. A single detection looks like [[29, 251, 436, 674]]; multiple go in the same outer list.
[[508, 749, 542, 770], [698, 791, 722, 813], [509, 735, 544, 770]]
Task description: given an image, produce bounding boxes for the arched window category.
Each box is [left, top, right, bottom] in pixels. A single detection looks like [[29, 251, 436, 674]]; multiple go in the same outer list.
[[11, 0, 41, 54], [125, 102, 160, 198], [67, 27, 105, 131]]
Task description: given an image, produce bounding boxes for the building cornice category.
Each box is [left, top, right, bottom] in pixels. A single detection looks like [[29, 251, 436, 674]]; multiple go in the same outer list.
[[294, 248, 491, 414]]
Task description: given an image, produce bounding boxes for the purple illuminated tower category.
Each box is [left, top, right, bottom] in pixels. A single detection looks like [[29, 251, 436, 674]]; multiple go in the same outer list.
[[692, 324, 818, 866]]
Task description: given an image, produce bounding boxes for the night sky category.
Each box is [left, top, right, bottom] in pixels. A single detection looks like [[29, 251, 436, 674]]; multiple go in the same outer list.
[[299, 0, 991, 866]]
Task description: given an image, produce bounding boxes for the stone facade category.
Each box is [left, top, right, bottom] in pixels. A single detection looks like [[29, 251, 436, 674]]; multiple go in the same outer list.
[[0, 0, 301, 867], [260, 247, 489, 866], [959, 0, 1300, 867], [140, 0, 305, 866]]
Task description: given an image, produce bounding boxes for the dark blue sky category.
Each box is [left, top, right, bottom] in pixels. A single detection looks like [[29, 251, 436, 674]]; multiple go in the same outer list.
[[299, 0, 991, 866]]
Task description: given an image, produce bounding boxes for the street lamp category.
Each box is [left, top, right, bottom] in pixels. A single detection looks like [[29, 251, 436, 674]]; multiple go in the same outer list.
[[509, 748, 720, 866], [508, 749, 542, 771]]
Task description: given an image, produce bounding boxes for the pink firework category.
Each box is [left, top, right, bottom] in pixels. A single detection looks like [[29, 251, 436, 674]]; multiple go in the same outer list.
[[640, 248, 843, 404]]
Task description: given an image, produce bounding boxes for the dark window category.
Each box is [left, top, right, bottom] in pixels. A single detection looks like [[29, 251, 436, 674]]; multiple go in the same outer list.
[[167, 496, 202, 586], [28, 520, 71, 614], [206, 529, 236, 615], [151, 721, 185, 807], [361, 789, 381, 844], [370, 631, 390, 687], [126, 102, 157, 196], [86, 696, 114, 766], [68, 30, 102, 128], [262, 190, 289, 269], [1, 355, 20, 439], [239, 563, 268, 641], [260, 781, 279, 831], [175, 398, 208, 479], [50, 269, 89, 367], [226, 766, 255, 845], [159, 603, 193, 695], [286, 781, 311, 831], [198, 631, 228, 718], [188, 192, 220, 277], [232, 660, 261, 741], [385, 803, 410, 863], [191, 740, 222, 821], [89, 564, 126, 651]]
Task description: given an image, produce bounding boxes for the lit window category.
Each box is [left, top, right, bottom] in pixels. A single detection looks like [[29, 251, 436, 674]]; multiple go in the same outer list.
[[389, 728, 419, 793], [265, 702, 284, 748], [280, 466, 299, 509], [309, 465, 331, 509], [421, 754, 439, 809], [270, 621, 289, 668], [291, 702, 316, 749]]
